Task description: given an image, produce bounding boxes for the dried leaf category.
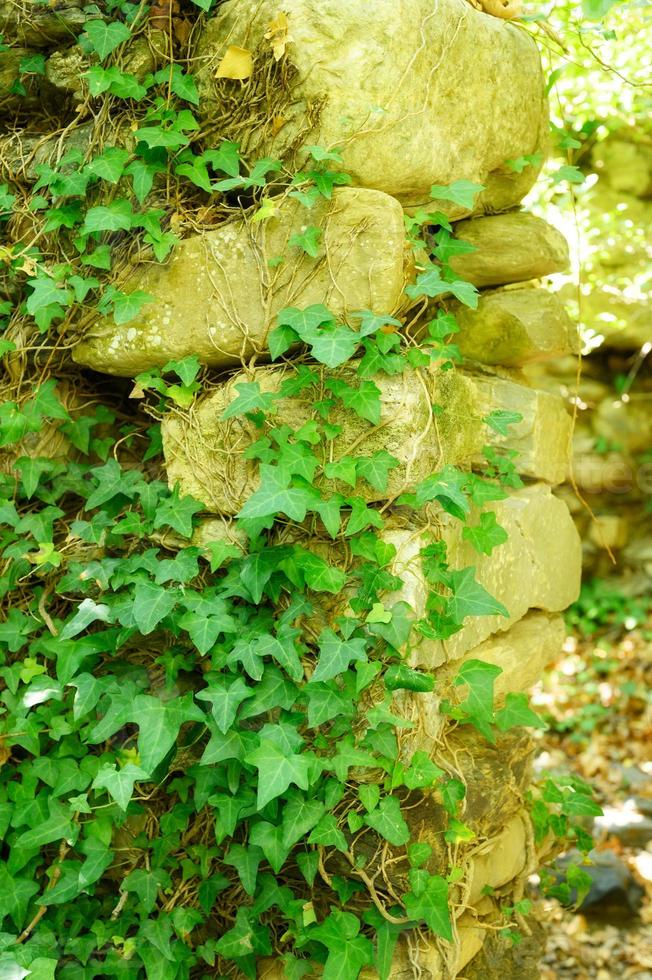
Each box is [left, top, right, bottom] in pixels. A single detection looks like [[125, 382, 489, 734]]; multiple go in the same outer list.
[[477, 0, 522, 19], [215, 45, 253, 81], [264, 11, 293, 60], [272, 115, 287, 136]]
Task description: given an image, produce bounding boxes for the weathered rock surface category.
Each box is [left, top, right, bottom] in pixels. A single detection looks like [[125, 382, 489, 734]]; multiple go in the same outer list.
[[162, 365, 572, 512], [0, 0, 88, 46], [438, 611, 565, 697], [449, 212, 569, 287], [73, 187, 413, 376], [195, 0, 547, 214], [384, 487, 581, 666], [450, 287, 579, 367]]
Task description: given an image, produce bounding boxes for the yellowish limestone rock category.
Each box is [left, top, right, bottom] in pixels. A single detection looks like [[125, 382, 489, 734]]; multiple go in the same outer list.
[[73, 187, 413, 376], [195, 0, 547, 214], [450, 287, 579, 367], [438, 611, 565, 698], [162, 365, 572, 512], [450, 212, 569, 288], [383, 486, 581, 666]]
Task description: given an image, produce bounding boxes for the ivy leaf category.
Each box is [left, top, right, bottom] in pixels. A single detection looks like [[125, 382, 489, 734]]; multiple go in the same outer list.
[[403, 874, 452, 940], [429, 179, 484, 210], [445, 567, 509, 622], [363, 795, 410, 846], [132, 694, 201, 773], [112, 290, 154, 325], [60, 598, 113, 641], [82, 21, 131, 61], [306, 682, 354, 727], [310, 629, 367, 683], [14, 803, 76, 851], [254, 632, 304, 682], [306, 816, 348, 857], [351, 310, 402, 337], [152, 486, 203, 538], [197, 677, 252, 733], [552, 164, 585, 186], [82, 200, 133, 235], [237, 465, 316, 522], [85, 147, 130, 184], [223, 844, 263, 896], [249, 821, 290, 873], [289, 225, 322, 257], [384, 665, 434, 694], [311, 911, 374, 980], [453, 659, 502, 727], [356, 451, 399, 493], [484, 410, 523, 436], [132, 580, 178, 635], [414, 465, 470, 518], [0, 868, 39, 930], [462, 511, 508, 556], [221, 382, 278, 420], [495, 692, 547, 732], [282, 793, 326, 848], [446, 279, 479, 309], [403, 752, 444, 790], [307, 325, 360, 369], [123, 868, 170, 914], [326, 378, 382, 425], [245, 731, 313, 809], [92, 762, 148, 811], [294, 549, 347, 594]]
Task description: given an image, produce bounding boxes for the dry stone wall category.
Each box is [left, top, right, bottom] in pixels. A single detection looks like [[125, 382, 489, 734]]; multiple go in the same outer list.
[[1, 2, 584, 977]]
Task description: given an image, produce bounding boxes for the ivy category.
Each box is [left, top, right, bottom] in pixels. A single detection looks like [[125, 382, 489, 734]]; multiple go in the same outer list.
[[0, 11, 603, 977]]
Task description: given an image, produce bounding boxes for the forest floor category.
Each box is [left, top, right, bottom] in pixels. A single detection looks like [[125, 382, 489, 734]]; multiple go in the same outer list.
[[534, 608, 652, 979]]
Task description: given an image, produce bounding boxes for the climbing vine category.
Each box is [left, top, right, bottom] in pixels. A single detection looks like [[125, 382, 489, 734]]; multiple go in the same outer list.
[[0, 5, 602, 979]]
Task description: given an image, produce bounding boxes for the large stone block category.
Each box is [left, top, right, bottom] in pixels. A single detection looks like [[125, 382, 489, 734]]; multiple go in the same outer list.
[[449, 287, 579, 367], [449, 212, 569, 288], [194, 0, 547, 214], [162, 366, 572, 512], [383, 486, 581, 666], [0, 0, 86, 46], [437, 612, 565, 697], [73, 187, 412, 377]]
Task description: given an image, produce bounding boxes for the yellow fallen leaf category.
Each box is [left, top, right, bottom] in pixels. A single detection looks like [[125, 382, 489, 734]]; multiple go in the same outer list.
[[272, 115, 287, 136], [264, 11, 293, 60], [215, 45, 253, 80]]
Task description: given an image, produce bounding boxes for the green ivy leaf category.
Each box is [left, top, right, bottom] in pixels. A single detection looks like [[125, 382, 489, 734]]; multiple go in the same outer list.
[[453, 658, 502, 727], [245, 727, 314, 809], [237, 465, 317, 522], [484, 410, 523, 436], [363, 795, 409, 846], [445, 567, 509, 622], [462, 511, 508, 556], [132, 580, 178, 635], [197, 677, 252, 733], [92, 762, 148, 811], [281, 792, 326, 848], [495, 692, 547, 732], [310, 629, 367, 683], [403, 874, 452, 940], [429, 180, 484, 210], [82, 20, 131, 61], [221, 382, 278, 420]]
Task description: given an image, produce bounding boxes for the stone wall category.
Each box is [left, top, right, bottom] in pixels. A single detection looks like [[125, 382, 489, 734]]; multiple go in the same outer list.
[[1, 2, 583, 976]]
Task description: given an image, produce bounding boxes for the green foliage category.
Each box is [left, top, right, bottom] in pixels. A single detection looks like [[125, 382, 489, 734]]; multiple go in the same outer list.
[[0, 11, 600, 976]]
